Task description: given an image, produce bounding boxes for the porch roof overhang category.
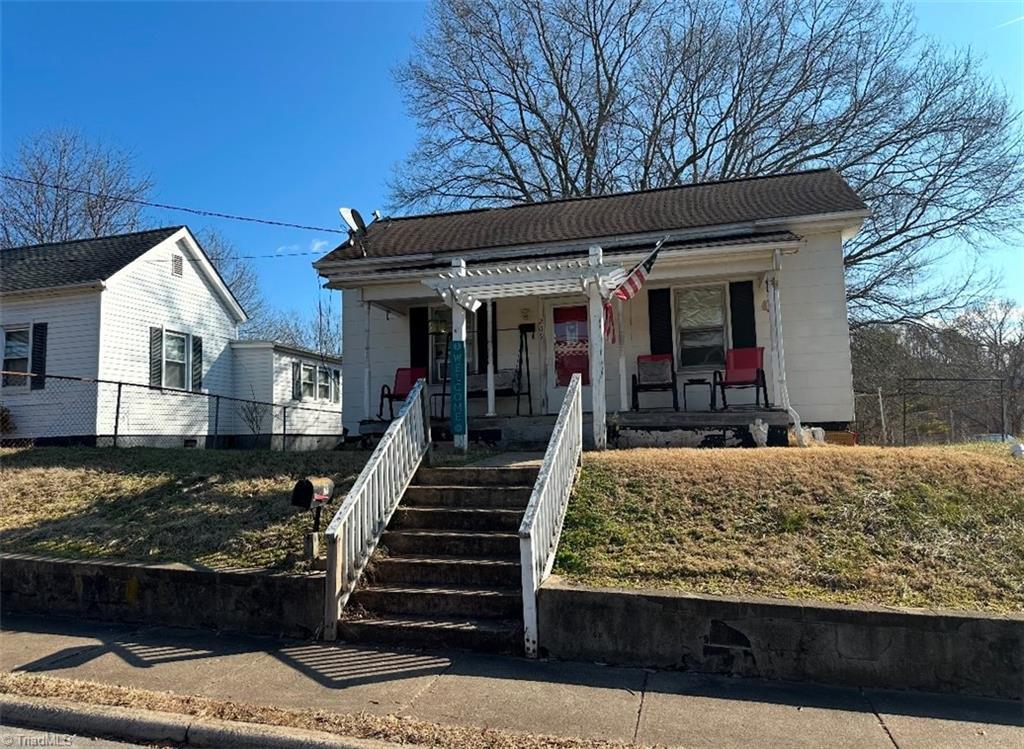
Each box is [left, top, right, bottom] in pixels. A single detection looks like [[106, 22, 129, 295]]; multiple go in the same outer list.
[[421, 255, 627, 305]]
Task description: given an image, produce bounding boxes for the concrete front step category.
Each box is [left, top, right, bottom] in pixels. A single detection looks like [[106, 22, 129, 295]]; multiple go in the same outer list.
[[403, 485, 533, 509], [382, 529, 520, 558], [414, 466, 539, 487], [368, 555, 522, 587], [391, 507, 523, 532], [338, 614, 523, 655], [352, 583, 521, 619]]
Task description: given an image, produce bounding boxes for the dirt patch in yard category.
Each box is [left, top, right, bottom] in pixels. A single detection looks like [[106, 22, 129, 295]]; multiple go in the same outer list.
[[555, 444, 1024, 612], [0, 447, 369, 570]]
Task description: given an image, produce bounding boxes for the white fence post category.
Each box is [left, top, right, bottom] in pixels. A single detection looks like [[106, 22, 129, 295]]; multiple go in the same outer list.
[[518, 373, 583, 657], [323, 379, 430, 640]]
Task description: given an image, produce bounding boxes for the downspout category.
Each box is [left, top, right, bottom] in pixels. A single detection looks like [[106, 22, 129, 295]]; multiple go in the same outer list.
[[769, 249, 807, 447]]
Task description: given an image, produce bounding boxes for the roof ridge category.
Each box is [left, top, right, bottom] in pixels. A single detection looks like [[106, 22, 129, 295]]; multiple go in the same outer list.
[[379, 168, 837, 224], [4, 225, 185, 253]]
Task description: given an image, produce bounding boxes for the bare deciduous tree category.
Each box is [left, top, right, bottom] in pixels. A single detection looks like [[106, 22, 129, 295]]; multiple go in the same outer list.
[[1, 129, 153, 247], [237, 386, 272, 438], [393, 0, 1024, 326]]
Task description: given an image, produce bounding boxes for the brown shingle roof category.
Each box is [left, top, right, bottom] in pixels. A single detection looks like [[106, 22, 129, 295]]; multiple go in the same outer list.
[[318, 169, 864, 264]]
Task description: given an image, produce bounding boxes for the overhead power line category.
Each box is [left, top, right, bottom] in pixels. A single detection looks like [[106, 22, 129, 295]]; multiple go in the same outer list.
[[0, 173, 346, 234]]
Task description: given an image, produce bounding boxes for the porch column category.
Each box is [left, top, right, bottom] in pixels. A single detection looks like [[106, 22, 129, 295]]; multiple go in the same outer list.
[[588, 246, 607, 449], [450, 259, 469, 451], [486, 299, 496, 416], [362, 295, 371, 421], [768, 249, 806, 445], [617, 296, 628, 412]]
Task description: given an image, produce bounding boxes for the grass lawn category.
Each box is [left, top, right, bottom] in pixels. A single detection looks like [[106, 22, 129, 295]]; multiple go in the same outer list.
[[0, 447, 370, 571], [554, 444, 1024, 612]]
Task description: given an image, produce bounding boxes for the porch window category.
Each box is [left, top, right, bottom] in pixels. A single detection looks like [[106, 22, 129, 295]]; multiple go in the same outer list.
[[317, 366, 331, 400], [301, 363, 315, 398], [2, 327, 30, 387], [427, 306, 477, 383], [674, 286, 726, 368]]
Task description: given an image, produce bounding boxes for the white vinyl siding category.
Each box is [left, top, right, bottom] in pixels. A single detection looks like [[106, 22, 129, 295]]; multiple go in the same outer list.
[[96, 230, 238, 439], [0, 290, 102, 438]]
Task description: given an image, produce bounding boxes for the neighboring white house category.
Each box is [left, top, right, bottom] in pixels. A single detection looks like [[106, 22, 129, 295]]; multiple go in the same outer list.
[[314, 169, 868, 447], [0, 226, 342, 448]]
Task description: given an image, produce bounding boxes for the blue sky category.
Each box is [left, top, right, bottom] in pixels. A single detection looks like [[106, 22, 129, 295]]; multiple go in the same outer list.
[[2, 0, 1022, 322]]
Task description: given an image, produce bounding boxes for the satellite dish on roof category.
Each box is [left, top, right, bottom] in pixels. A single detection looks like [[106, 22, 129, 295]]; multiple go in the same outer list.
[[339, 207, 367, 237]]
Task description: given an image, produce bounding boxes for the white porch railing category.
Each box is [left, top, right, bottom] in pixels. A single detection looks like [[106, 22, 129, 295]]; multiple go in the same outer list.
[[323, 379, 430, 640], [518, 372, 583, 657]]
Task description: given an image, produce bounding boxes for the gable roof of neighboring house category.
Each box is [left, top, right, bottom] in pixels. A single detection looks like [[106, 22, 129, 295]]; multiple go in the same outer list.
[[1, 226, 247, 323], [317, 168, 867, 266], [1, 227, 184, 293]]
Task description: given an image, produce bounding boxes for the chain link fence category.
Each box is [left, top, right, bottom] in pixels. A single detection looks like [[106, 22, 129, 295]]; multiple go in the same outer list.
[[0, 371, 345, 450], [854, 377, 1010, 446]]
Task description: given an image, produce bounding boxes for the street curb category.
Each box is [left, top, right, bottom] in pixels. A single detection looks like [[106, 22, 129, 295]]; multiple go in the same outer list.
[[0, 694, 404, 749]]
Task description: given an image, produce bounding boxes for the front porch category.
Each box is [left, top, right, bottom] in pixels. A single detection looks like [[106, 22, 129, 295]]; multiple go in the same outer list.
[[349, 239, 805, 450]]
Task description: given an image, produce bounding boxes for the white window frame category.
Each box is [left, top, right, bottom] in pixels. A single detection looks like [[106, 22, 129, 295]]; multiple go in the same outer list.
[[2, 326, 32, 390], [317, 365, 331, 400], [300, 363, 316, 400], [163, 330, 190, 390], [670, 282, 732, 371]]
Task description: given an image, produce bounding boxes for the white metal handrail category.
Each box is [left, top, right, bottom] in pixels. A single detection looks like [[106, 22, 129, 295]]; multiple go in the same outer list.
[[518, 372, 583, 657], [323, 378, 430, 640]]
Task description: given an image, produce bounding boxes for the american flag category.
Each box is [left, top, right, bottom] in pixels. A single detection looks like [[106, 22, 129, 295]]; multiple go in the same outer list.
[[603, 238, 665, 342], [613, 242, 663, 301]]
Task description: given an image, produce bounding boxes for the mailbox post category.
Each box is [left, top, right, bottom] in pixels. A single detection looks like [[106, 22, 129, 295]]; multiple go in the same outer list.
[[291, 476, 335, 560]]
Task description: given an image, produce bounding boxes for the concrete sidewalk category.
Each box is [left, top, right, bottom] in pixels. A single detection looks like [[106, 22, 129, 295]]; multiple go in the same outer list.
[[1, 615, 1020, 748]]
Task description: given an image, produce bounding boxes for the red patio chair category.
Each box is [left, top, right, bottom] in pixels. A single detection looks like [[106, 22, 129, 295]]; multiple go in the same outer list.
[[713, 347, 769, 409], [632, 354, 678, 411], [379, 367, 427, 420]]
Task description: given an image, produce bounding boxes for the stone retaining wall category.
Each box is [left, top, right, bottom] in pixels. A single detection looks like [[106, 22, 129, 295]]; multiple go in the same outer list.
[[538, 578, 1023, 700], [1, 553, 324, 639]]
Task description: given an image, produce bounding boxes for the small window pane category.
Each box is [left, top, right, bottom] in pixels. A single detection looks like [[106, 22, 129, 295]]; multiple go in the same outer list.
[[165, 361, 186, 389], [675, 287, 724, 328], [332, 370, 341, 403], [165, 333, 186, 362], [4, 329, 30, 359], [301, 364, 315, 398], [2, 329, 29, 387], [318, 367, 330, 399]]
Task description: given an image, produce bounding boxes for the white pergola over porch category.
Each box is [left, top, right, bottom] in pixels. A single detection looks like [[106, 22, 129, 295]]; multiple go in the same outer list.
[[423, 246, 626, 450], [419, 244, 804, 451]]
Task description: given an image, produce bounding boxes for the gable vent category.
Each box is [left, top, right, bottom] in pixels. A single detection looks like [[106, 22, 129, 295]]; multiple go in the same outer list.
[[171, 254, 184, 277]]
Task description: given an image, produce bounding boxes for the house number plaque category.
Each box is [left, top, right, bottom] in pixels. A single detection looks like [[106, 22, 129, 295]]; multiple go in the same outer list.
[[449, 340, 467, 436]]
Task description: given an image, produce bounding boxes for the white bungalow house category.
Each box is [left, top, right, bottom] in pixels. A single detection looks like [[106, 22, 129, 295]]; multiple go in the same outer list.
[[1, 226, 342, 448], [314, 169, 868, 448]]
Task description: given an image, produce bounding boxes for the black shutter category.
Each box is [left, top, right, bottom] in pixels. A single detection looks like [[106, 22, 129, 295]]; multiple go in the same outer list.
[[149, 327, 163, 387], [409, 306, 429, 369], [191, 336, 203, 392], [647, 289, 673, 356], [29, 323, 47, 390], [728, 281, 757, 349], [291, 361, 302, 400]]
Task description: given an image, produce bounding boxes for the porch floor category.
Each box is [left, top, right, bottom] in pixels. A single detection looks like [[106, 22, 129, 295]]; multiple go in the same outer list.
[[359, 407, 789, 448]]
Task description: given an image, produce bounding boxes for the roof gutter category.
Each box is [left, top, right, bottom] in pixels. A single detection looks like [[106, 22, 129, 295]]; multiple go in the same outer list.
[[0, 280, 106, 300]]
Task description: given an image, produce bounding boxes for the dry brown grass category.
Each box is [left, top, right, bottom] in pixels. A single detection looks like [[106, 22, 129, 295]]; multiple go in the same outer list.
[[0, 672, 642, 749], [0, 447, 369, 570], [555, 444, 1024, 612]]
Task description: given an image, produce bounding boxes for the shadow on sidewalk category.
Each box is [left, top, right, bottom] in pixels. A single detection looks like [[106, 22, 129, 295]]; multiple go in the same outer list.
[[5, 613, 1021, 727]]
